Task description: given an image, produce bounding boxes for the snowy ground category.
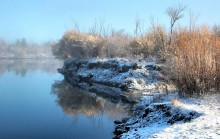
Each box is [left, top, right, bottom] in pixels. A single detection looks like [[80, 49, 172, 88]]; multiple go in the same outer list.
[[116, 93, 220, 139], [59, 58, 176, 103], [59, 58, 220, 139]]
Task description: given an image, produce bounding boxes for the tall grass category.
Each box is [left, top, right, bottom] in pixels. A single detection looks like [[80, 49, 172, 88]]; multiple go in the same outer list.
[[168, 26, 220, 95]]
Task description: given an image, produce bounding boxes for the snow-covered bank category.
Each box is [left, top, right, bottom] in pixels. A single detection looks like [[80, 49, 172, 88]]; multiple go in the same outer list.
[[58, 58, 176, 103], [114, 93, 220, 139], [58, 58, 220, 139]]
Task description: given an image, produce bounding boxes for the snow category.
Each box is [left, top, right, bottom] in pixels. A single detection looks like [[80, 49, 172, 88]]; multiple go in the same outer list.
[[119, 93, 220, 139], [153, 94, 220, 139], [59, 58, 177, 102], [60, 58, 220, 139]]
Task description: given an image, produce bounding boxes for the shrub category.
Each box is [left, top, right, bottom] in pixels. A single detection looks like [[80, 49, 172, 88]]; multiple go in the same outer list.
[[101, 30, 132, 58], [167, 26, 220, 95], [129, 35, 152, 58], [129, 25, 167, 58], [52, 30, 104, 59]]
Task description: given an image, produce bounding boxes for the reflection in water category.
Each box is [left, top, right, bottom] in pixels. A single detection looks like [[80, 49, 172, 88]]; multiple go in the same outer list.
[[52, 80, 131, 120], [0, 59, 62, 76], [0, 59, 123, 139]]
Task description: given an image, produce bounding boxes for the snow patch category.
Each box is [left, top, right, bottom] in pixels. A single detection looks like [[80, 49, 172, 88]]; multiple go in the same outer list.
[[114, 94, 220, 139], [58, 58, 176, 103]]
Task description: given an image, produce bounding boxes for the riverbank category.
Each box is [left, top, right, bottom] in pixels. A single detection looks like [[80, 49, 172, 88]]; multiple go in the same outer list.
[[58, 58, 176, 103], [58, 58, 220, 139], [114, 93, 220, 139]]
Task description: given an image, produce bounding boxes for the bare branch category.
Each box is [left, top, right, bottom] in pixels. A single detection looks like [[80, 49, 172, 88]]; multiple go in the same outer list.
[[166, 4, 186, 44], [134, 16, 145, 37]]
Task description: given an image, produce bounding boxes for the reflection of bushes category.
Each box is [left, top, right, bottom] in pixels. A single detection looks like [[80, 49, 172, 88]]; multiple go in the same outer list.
[[52, 80, 130, 118]]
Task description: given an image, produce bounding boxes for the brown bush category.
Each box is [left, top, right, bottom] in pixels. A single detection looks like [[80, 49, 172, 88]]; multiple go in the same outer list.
[[52, 29, 134, 59], [129, 35, 152, 58], [129, 25, 167, 58], [168, 26, 220, 95], [101, 30, 132, 58], [52, 30, 104, 59]]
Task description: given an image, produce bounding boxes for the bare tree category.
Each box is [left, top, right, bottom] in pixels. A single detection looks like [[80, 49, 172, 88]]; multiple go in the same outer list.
[[189, 11, 199, 33], [166, 4, 186, 45], [89, 18, 110, 37], [134, 16, 145, 37], [188, 10, 199, 46], [71, 18, 80, 32]]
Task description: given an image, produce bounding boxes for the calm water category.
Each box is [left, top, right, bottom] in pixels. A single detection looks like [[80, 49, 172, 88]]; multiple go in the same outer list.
[[0, 59, 129, 139]]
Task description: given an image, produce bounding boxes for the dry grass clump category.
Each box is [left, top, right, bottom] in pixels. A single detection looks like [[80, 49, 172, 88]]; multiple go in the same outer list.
[[52, 29, 105, 59], [130, 25, 167, 58], [52, 29, 133, 59], [168, 25, 220, 95], [129, 35, 152, 58], [101, 31, 132, 58]]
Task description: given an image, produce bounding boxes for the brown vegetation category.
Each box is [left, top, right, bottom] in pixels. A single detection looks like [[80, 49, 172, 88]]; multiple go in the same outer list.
[[168, 26, 220, 95], [52, 30, 104, 58], [53, 5, 220, 95]]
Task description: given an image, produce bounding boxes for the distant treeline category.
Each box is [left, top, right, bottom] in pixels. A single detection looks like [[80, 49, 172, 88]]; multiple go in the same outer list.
[[0, 38, 54, 58]]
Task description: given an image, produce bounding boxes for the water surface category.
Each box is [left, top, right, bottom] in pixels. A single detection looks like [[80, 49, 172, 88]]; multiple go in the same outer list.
[[0, 59, 129, 139]]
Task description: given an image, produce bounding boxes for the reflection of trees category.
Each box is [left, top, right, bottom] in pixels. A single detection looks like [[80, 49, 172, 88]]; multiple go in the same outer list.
[[51, 80, 130, 119], [0, 59, 62, 76]]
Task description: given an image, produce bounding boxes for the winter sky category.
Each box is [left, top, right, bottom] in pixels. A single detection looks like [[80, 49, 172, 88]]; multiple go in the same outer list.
[[0, 0, 219, 42]]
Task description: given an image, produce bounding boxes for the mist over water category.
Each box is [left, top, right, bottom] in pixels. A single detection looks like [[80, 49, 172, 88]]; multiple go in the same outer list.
[[0, 39, 54, 59], [0, 59, 62, 76]]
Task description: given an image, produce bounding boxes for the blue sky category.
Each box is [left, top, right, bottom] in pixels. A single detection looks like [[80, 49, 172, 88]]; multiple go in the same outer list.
[[0, 0, 219, 42]]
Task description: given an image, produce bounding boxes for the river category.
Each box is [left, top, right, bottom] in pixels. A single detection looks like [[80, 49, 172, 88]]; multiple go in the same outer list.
[[0, 59, 129, 139]]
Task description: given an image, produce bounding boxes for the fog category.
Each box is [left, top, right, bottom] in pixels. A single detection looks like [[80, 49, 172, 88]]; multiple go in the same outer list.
[[0, 38, 54, 58]]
